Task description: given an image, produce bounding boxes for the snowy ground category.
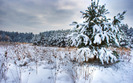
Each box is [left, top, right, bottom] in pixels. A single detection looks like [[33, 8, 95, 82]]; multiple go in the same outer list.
[[0, 43, 133, 83]]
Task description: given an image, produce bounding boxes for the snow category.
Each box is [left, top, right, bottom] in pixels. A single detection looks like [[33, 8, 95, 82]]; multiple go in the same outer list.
[[93, 33, 102, 44], [93, 25, 101, 33], [77, 48, 96, 62], [92, 61, 133, 83], [68, 32, 90, 47], [98, 48, 117, 64], [0, 44, 133, 83], [56, 71, 74, 83]]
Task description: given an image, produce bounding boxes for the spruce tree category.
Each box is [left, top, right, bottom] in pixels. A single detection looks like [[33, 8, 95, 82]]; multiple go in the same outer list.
[[68, 0, 126, 64]]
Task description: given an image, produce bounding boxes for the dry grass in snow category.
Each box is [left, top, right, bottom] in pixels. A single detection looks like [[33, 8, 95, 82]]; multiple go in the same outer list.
[[0, 42, 133, 83]]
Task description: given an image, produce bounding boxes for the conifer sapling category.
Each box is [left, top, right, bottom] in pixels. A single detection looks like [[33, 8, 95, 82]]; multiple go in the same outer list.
[[68, 0, 126, 64]]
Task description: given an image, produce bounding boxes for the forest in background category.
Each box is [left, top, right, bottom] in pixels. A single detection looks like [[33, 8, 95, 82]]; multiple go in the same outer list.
[[0, 24, 133, 47]]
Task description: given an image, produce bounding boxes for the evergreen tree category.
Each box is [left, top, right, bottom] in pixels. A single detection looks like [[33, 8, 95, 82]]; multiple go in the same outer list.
[[68, 0, 126, 64]]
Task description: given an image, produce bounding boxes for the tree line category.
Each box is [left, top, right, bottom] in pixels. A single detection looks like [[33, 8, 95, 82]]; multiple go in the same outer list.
[[0, 30, 34, 43], [0, 24, 132, 47]]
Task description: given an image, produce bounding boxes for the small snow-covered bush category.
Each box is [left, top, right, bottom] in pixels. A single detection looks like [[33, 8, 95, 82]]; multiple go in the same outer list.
[[68, 0, 127, 64]]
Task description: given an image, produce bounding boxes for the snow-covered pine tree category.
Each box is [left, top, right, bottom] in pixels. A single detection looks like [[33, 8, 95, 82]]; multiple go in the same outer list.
[[68, 0, 126, 64]]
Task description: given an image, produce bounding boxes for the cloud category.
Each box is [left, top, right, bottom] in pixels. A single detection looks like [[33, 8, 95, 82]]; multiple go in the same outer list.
[[101, 0, 133, 27], [0, 0, 133, 34], [0, 0, 79, 33]]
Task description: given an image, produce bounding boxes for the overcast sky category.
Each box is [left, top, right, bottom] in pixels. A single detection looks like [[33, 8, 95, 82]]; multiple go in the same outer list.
[[0, 0, 133, 34]]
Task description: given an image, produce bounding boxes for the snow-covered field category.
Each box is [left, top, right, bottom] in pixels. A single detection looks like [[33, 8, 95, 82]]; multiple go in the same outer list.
[[0, 43, 133, 83]]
